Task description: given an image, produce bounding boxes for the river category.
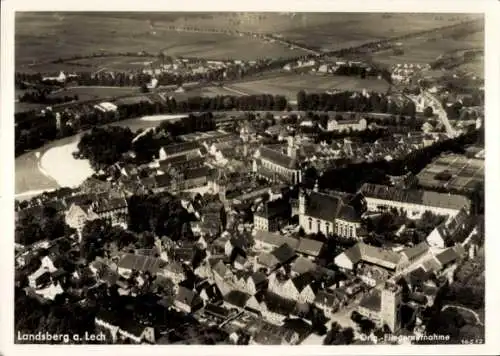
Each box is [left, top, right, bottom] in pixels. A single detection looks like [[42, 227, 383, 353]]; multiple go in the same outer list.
[[15, 115, 187, 198]]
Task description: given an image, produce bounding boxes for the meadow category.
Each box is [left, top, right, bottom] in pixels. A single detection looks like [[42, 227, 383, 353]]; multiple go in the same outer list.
[[281, 13, 477, 51], [371, 27, 484, 66], [15, 13, 308, 72], [49, 86, 142, 101], [227, 74, 390, 99]]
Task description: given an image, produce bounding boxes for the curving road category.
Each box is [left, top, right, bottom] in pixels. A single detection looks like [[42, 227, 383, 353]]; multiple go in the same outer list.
[[421, 90, 457, 137]]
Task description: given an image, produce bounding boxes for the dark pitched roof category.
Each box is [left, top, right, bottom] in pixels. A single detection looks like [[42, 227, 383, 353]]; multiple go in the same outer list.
[[340, 243, 401, 270], [421, 257, 442, 272], [342, 244, 363, 264], [408, 267, 433, 287], [338, 205, 361, 222], [161, 142, 201, 156], [257, 252, 280, 268], [401, 242, 429, 260], [118, 253, 166, 274], [250, 271, 267, 286], [358, 289, 381, 312], [154, 174, 172, 188], [291, 257, 317, 275], [305, 191, 342, 222], [212, 260, 230, 277], [176, 286, 202, 307], [259, 291, 297, 316], [140, 176, 156, 190], [254, 231, 299, 249], [35, 271, 52, 286], [259, 146, 298, 169], [224, 290, 252, 309], [296, 238, 324, 257], [254, 199, 290, 219], [271, 243, 297, 264], [291, 272, 315, 292], [184, 166, 211, 180], [159, 154, 189, 168], [435, 245, 465, 266]]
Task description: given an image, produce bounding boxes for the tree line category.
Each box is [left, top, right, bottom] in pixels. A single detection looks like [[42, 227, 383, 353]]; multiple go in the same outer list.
[[18, 89, 78, 105], [15, 93, 287, 157], [296, 90, 417, 117]]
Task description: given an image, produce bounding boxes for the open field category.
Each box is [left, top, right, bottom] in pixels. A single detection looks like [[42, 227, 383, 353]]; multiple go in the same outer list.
[[15, 13, 308, 71], [49, 86, 142, 101], [227, 74, 390, 99], [170, 86, 246, 100], [453, 55, 484, 78], [281, 13, 478, 51], [79, 13, 474, 35], [67, 56, 157, 71], [371, 29, 484, 66], [416, 154, 484, 192]]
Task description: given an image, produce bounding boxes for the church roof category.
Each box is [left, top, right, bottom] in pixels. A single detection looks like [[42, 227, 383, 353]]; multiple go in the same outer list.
[[259, 146, 298, 169]]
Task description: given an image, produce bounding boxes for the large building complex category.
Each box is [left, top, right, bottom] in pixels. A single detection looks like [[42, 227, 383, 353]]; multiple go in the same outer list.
[[359, 183, 471, 218]]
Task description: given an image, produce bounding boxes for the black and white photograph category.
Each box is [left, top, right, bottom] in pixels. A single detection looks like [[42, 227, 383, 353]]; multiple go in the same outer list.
[[3, 1, 498, 353]]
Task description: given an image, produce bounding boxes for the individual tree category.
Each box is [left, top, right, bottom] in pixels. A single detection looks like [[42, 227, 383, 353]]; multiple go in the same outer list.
[[80, 219, 113, 262]]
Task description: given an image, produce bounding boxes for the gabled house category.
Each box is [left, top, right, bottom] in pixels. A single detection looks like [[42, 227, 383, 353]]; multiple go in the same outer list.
[[253, 231, 298, 252], [434, 244, 466, 271], [65, 195, 128, 240], [253, 199, 291, 232], [289, 272, 318, 303], [246, 271, 268, 295], [257, 291, 299, 325], [212, 259, 232, 280], [117, 253, 167, 278], [95, 310, 156, 344], [334, 242, 402, 272], [426, 208, 473, 248], [197, 282, 223, 305], [398, 242, 430, 269], [159, 142, 203, 161], [296, 238, 324, 258], [174, 286, 204, 314], [290, 256, 317, 277], [223, 290, 252, 311], [314, 290, 341, 316]]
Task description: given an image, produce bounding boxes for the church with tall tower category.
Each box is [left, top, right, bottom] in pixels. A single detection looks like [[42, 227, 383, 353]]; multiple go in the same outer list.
[[252, 136, 302, 185]]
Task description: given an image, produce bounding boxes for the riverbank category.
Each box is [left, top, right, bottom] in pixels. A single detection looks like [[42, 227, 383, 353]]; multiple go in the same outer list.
[[40, 141, 95, 189], [15, 115, 179, 196], [140, 114, 190, 122]]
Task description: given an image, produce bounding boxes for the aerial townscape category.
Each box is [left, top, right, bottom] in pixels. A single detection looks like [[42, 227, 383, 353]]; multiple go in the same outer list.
[[14, 12, 484, 346]]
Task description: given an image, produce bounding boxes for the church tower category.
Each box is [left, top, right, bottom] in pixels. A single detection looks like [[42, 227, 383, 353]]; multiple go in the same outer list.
[[381, 281, 402, 332], [298, 189, 306, 216], [287, 135, 297, 159]]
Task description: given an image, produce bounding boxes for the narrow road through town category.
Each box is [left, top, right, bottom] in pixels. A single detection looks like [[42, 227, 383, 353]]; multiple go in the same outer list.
[[422, 90, 457, 137]]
